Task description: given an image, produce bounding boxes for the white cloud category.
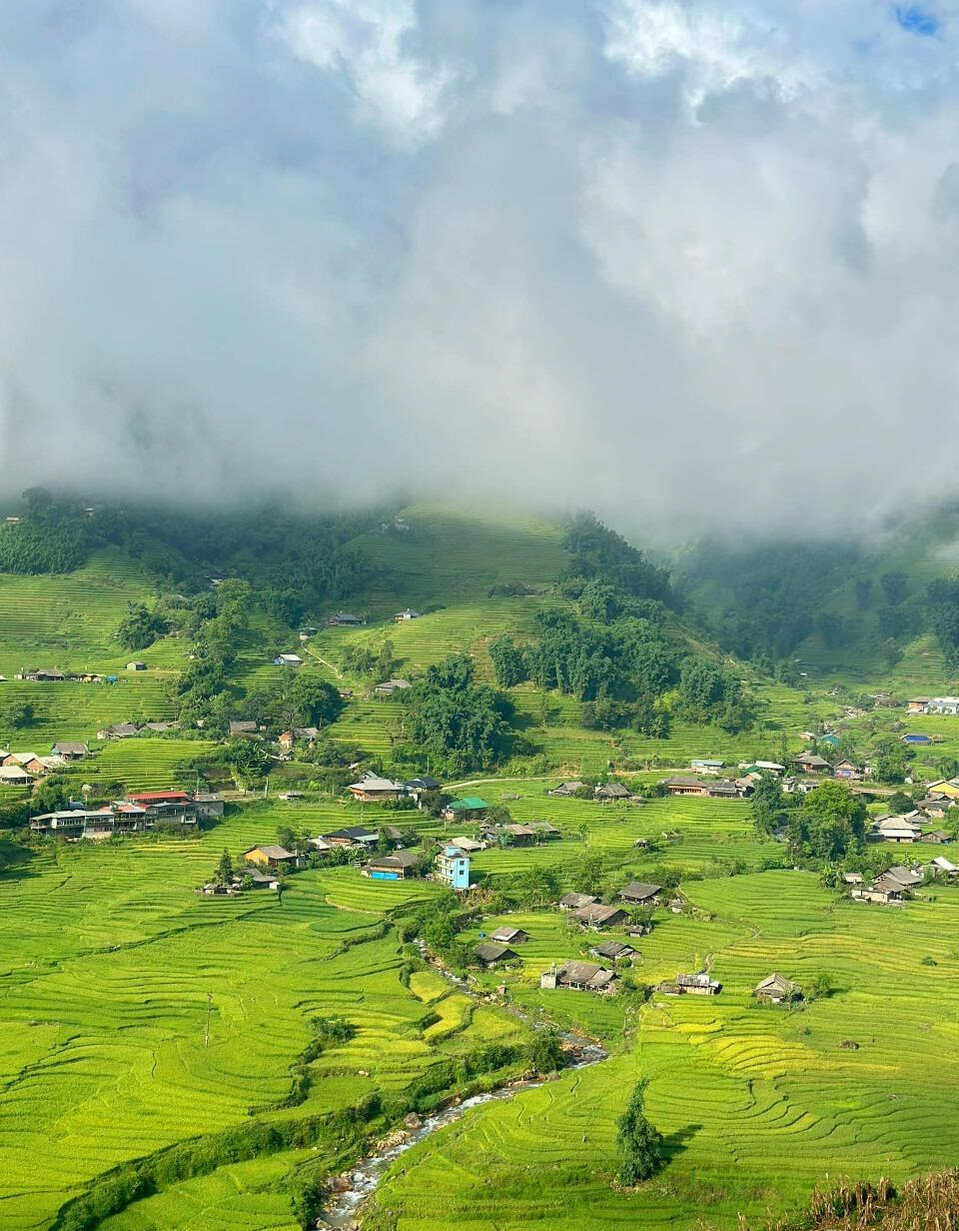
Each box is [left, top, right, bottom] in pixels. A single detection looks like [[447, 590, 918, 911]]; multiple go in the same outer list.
[[1, 0, 959, 538], [278, 0, 454, 140]]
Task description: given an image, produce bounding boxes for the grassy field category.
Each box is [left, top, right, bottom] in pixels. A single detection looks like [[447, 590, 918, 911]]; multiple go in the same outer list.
[[0, 807, 529, 1231], [365, 870, 959, 1231]]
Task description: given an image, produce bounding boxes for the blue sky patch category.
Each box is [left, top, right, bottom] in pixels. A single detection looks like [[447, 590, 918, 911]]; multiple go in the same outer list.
[[895, 5, 940, 35]]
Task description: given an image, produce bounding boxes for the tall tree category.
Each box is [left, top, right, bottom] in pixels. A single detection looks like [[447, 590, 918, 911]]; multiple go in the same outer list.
[[617, 1078, 665, 1185]]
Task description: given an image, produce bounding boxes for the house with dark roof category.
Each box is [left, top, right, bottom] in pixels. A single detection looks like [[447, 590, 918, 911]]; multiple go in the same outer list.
[[540, 961, 616, 994], [550, 780, 587, 797], [792, 752, 832, 773], [619, 881, 662, 905], [475, 942, 518, 967], [754, 972, 801, 1004], [589, 939, 636, 962], [572, 902, 627, 930], [489, 925, 529, 945], [594, 782, 632, 801], [558, 892, 597, 911], [51, 741, 89, 760], [656, 971, 721, 996], [322, 826, 379, 848], [366, 849, 421, 880]]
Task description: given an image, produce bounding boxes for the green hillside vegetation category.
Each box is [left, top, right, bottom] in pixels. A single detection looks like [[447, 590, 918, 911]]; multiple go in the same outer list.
[[4, 496, 959, 1229]]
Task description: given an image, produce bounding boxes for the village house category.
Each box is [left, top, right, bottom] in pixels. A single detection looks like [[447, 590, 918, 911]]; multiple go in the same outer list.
[[907, 697, 930, 714], [852, 878, 904, 905], [656, 971, 722, 996], [326, 612, 363, 626], [273, 653, 303, 667], [435, 844, 471, 889], [441, 796, 489, 822], [127, 791, 203, 826], [447, 835, 485, 853], [322, 826, 379, 848], [927, 780, 959, 801], [540, 961, 616, 994], [374, 678, 411, 696], [51, 741, 89, 760], [228, 720, 261, 737], [0, 765, 32, 785], [242, 844, 298, 870], [589, 939, 636, 962], [572, 902, 627, 930], [843, 871, 864, 885], [594, 782, 632, 801], [307, 835, 331, 852], [488, 823, 537, 846], [754, 972, 801, 1004], [98, 722, 140, 740], [925, 697, 959, 715], [558, 892, 597, 911], [916, 797, 950, 819], [873, 814, 923, 843], [930, 855, 958, 878], [550, 780, 587, 797], [663, 776, 746, 799], [489, 925, 529, 944], [3, 752, 49, 776], [366, 849, 421, 880], [347, 772, 407, 803], [404, 776, 442, 802], [475, 942, 518, 967], [126, 661, 147, 671], [792, 752, 832, 774], [834, 759, 863, 780], [393, 608, 420, 622], [193, 793, 225, 819], [278, 727, 321, 751], [690, 758, 725, 773], [619, 881, 662, 906]]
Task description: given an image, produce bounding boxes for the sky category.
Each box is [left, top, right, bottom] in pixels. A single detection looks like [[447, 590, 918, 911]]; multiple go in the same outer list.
[[1, 0, 958, 539]]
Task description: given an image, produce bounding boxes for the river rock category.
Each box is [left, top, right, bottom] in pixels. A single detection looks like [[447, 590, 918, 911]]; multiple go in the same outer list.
[[329, 1174, 352, 1193], [404, 1112, 423, 1129]]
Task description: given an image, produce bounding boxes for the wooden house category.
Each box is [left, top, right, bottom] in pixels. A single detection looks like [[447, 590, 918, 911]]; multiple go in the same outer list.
[[619, 881, 662, 905], [589, 939, 635, 962], [241, 844, 297, 870], [365, 850, 421, 880], [754, 972, 800, 1003], [347, 772, 407, 803], [51, 741, 89, 760], [489, 926, 529, 944], [558, 892, 597, 911], [541, 961, 616, 994], [475, 942, 518, 967], [657, 972, 721, 996], [572, 902, 627, 930]]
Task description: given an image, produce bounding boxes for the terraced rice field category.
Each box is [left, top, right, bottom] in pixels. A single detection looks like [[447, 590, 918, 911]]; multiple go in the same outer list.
[[0, 808, 527, 1231], [366, 870, 959, 1231]]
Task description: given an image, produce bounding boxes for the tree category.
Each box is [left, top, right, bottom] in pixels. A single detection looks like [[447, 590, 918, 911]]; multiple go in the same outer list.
[[3, 700, 34, 729], [31, 775, 68, 814], [116, 602, 170, 651], [854, 578, 873, 610], [880, 570, 908, 606], [489, 636, 529, 687], [751, 773, 789, 837], [226, 738, 272, 786], [797, 781, 867, 861], [617, 1078, 665, 1185], [216, 849, 233, 884], [528, 1029, 566, 1074], [290, 673, 344, 727]]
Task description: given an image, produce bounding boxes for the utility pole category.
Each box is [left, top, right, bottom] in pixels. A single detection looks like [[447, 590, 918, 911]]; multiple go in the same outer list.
[[204, 991, 213, 1048]]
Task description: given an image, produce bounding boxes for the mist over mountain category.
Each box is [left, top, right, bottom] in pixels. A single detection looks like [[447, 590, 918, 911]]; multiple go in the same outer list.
[[1, 0, 958, 538]]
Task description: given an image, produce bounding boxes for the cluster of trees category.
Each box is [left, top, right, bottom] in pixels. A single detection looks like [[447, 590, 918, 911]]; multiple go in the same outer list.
[[0, 489, 102, 573], [752, 776, 867, 862], [116, 602, 170, 651], [563, 512, 672, 604], [677, 659, 752, 732], [399, 654, 513, 775], [341, 640, 398, 680]]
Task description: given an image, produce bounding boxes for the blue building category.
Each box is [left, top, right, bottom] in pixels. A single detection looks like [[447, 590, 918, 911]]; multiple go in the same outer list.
[[436, 844, 471, 890]]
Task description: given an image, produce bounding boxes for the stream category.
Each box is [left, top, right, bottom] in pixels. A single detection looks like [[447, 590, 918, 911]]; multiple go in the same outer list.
[[319, 944, 610, 1229], [319, 1035, 608, 1229]]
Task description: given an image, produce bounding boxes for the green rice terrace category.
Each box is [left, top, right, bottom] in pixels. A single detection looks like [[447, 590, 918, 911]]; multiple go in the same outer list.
[[3, 500, 959, 1230]]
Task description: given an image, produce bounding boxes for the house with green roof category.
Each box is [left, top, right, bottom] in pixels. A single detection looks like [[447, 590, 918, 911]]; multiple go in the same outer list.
[[441, 796, 489, 821]]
